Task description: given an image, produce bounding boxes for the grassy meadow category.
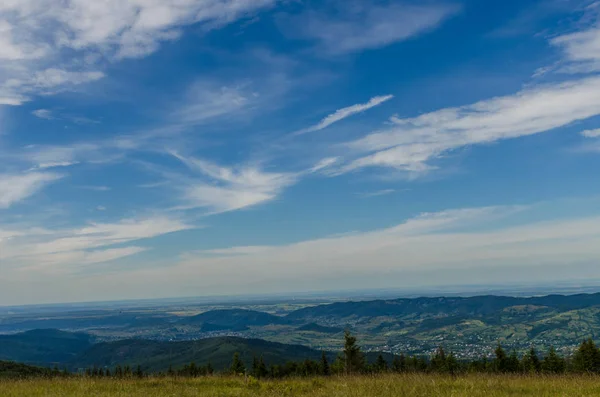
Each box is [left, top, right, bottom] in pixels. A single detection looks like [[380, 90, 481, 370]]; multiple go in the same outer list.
[[3, 374, 600, 397]]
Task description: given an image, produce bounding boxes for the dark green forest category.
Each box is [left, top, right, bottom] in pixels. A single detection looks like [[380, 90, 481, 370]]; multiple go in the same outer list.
[[4, 331, 600, 380]]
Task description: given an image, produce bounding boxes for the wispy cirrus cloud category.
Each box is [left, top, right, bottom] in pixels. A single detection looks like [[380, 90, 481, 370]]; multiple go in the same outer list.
[[550, 26, 600, 73], [357, 189, 396, 198], [279, 1, 460, 55], [581, 128, 600, 137], [31, 109, 54, 120], [1, 69, 105, 106], [82, 186, 111, 192], [170, 152, 297, 214], [0, 0, 276, 61], [10, 140, 135, 171], [153, 204, 600, 294], [0, 0, 277, 105], [0, 172, 63, 209], [296, 95, 393, 135], [172, 82, 252, 125], [309, 157, 340, 173], [0, 215, 193, 271], [334, 76, 600, 174]]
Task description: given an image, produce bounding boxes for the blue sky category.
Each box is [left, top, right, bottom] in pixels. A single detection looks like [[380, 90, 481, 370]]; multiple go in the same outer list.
[[2, 0, 600, 305]]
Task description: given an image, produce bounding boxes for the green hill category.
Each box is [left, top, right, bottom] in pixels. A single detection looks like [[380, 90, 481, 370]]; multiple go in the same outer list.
[[286, 294, 600, 322], [181, 309, 286, 329], [0, 360, 56, 378], [70, 336, 328, 372], [0, 329, 93, 366]]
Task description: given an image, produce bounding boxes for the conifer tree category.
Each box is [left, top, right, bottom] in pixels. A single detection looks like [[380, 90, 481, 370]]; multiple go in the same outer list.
[[257, 356, 268, 378], [541, 346, 566, 374], [521, 347, 541, 373], [446, 352, 459, 375], [230, 352, 245, 375], [392, 354, 406, 373], [375, 354, 388, 372], [320, 351, 330, 376], [494, 344, 508, 372], [189, 362, 198, 377], [251, 356, 259, 377], [343, 330, 365, 374], [573, 338, 600, 373], [506, 351, 521, 373], [431, 346, 447, 372]]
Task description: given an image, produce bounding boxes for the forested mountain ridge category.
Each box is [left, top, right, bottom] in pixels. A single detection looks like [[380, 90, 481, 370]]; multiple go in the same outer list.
[[0, 329, 93, 365], [72, 336, 327, 372], [285, 293, 600, 321], [4, 293, 600, 360]]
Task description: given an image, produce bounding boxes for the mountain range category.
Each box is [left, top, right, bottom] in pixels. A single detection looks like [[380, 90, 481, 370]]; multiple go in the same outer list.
[[2, 292, 600, 367]]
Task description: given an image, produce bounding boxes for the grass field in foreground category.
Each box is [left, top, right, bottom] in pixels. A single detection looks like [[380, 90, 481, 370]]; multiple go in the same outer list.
[[3, 374, 600, 397]]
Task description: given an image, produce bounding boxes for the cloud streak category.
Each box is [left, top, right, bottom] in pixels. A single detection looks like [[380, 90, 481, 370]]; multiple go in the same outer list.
[[0, 215, 193, 271], [297, 95, 393, 135], [170, 152, 297, 214], [0, 172, 63, 209], [68, 203, 600, 301], [551, 26, 600, 73], [335, 76, 600, 173]]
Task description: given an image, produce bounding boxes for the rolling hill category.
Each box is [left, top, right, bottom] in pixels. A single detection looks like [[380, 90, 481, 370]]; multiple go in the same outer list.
[[71, 336, 327, 371], [285, 294, 600, 322], [0, 360, 57, 378], [181, 309, 287, 329], [0, 329, 93, 366], [4, 293, 600, 362]]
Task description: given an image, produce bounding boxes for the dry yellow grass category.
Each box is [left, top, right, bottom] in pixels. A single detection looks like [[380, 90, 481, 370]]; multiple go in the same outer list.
[[3, 374, 600, 397]]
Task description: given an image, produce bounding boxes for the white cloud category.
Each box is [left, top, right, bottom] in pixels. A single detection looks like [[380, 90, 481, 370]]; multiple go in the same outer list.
[[192, 245, 272, 256], [0, 19, 47, 61], [173, 83, 251, 125], [551, 26, 600, 73], [23, 145, 89, 169], [4, 202, 600, 304], [309, 157, 339, 173], [0, 172, 63, 209], [0, 215, 193, 270], [357, 189, 396, 198], [82, 246, 147, 265], [339, 76, 600, 173], [0, 0, 277, 105], [581, 128, 600, 137], [280, 2, 459, 54], [1, 69, 105, 106], [135, 204, 600, 296], [0, 0, 276, 60], [83, 186, 111, 192], [13, 142, 128, 170], [297, 95, 393, 135], [170, 152, 297, 213], [29, 69, 105, 89], [32, 109, 54, 119]]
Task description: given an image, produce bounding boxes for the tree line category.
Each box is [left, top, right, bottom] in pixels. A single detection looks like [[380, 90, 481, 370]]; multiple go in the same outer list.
[[29, 332, 600, 379]]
